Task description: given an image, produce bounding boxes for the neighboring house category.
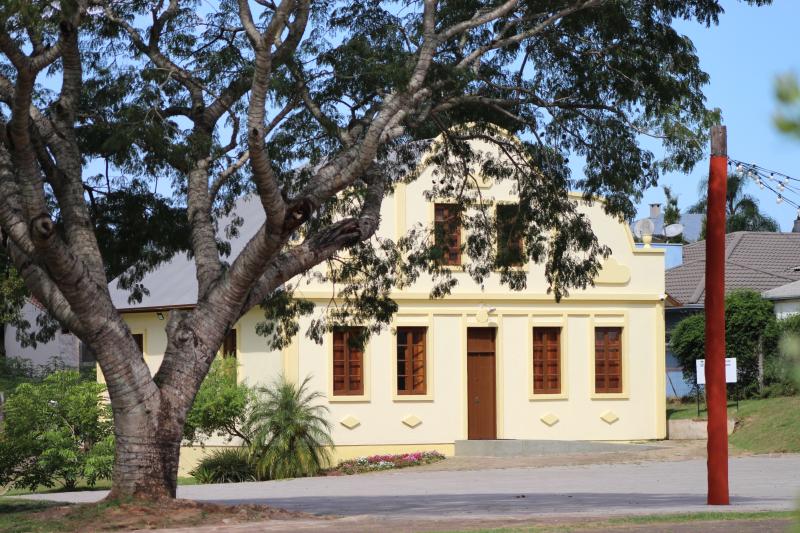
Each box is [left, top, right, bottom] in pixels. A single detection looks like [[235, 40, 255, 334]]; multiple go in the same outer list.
[[664, 231, 800, 396], [106, 137, 667, 472], [3, 298, 86, 369], [763, 279, 800, 318], [631, 204, 705, 244]]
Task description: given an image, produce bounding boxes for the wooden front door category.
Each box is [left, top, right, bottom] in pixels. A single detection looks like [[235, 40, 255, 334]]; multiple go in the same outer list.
[[467, 327, 497, 440]]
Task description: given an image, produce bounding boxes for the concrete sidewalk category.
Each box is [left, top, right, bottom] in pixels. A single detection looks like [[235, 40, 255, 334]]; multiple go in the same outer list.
[[20, 455, 800, 520]]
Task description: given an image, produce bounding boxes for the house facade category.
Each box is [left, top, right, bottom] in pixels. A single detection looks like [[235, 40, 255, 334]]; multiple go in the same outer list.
[[665, 231, 800, 396], [108, 139, 666, 472]]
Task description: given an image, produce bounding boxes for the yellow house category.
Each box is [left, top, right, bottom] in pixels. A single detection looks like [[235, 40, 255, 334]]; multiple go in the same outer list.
[[107, 138, 666, 472]]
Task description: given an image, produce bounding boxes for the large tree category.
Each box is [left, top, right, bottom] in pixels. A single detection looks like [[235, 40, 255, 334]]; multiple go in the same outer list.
[[0, 0, 767, 500]]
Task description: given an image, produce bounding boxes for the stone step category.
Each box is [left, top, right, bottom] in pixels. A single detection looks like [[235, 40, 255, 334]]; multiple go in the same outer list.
[[453, 439, 661, 457]]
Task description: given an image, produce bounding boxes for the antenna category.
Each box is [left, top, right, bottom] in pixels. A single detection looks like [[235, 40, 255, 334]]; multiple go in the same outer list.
[[663, 223, 684, 238], [634, 218, 655, 239]]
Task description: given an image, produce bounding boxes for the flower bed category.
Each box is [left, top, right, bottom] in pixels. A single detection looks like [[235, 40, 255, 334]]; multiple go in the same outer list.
[[330, 451, 445, 475]]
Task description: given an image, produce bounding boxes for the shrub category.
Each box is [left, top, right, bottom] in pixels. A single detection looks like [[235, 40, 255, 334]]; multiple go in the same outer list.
[[670, 289, 780, 397], [0, 371, 114, 491], [190, 448, 256, 484], [183, 357, 252, 445], [246, 376, 333, 480]]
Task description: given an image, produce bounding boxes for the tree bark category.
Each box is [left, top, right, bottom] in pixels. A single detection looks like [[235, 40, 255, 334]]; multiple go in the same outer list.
[[108, 402, 184, 500]]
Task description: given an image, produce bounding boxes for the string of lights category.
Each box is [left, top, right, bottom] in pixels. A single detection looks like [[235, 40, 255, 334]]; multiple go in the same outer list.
[[728, 158, 800, 218]]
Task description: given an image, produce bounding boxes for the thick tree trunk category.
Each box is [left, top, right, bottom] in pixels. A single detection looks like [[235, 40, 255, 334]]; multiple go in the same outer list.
[[105, 313, 220, 501], [107, 395, 186, 500]]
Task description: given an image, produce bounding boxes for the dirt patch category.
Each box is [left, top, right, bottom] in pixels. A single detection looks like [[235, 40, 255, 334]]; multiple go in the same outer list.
[[29, 499, 317, 532]]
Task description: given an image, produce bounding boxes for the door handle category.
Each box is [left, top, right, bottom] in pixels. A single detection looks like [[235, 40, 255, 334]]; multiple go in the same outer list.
[[474, 396, 480, 404]]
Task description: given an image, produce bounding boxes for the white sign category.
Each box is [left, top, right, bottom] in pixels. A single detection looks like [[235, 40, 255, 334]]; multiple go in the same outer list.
[[695, 358, 737, 385]]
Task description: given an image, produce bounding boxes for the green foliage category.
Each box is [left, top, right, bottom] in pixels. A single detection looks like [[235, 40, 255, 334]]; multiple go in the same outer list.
[[3, 0, 760, 351], [0, 371, 114, 491], [775, 73, 800, 139], [726, 290, 779, 392], [662, 186, 683, 243], [246, 376, 333, 480], [183, 357, 252, 445], [773, 314, 800, 395], [0, 251, 59, 352], [90, 182, 191, 303], [189, 448, 257, 484], [690, 173, 779, 237], [669, 313, 705, 382], [670, 290, 779, 396]]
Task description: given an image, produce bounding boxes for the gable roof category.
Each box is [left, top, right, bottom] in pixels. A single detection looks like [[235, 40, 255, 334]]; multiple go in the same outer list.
[[665, 232, 800, 306]]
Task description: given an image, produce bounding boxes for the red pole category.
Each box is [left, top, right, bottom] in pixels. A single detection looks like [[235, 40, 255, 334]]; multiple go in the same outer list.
[[706, 125, 730, 505]]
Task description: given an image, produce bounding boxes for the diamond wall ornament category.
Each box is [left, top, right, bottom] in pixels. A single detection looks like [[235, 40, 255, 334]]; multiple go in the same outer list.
[[600, 411, 619, 425], [402, 415, 422, 428], [340, 415, 360, 429], [540, 413, 559, 427]]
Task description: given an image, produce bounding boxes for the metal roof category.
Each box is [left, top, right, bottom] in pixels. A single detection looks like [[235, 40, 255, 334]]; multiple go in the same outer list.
[[108, 195, 266, 311]]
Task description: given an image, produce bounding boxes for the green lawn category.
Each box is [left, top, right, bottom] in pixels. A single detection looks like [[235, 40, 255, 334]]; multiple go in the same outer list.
[[0, 500, 66, 533], [667, 396, 800, 453], [442, 511, 797, 532]]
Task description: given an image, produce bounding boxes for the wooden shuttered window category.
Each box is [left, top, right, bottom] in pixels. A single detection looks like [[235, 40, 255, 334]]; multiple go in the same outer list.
[[496, 203, 524, 267], [595, 327, 622, 393], [532, 327, 561, 394], [396, 327, 426, 395], [332, 327, 365, 396], [434, 203, 461, 266], [222, 329, 237, 358]]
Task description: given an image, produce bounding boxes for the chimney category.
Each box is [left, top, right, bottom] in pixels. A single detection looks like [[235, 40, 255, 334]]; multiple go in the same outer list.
[[649, 203, 661, 218], [793, 217, 800, 233]]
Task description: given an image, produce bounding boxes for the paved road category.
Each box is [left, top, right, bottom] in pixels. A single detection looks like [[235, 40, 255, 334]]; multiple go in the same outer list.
[[21, 455, 800, 519]]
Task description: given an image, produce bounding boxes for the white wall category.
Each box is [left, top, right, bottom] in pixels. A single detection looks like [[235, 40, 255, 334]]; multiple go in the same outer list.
[[3, 301, 80, 368], [773, 299, 800, 319]]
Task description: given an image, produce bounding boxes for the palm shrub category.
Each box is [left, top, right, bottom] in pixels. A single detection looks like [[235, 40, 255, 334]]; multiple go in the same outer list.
[[190, 448, 256, 484], [246, 376, 333, 480]]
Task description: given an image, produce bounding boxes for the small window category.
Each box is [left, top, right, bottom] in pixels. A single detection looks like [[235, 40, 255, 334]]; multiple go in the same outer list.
[[496, 203, 524, 267], [533, 327, 561, 394], [222, 329, 237, 358], [132, 333, 144, 355], [333, 327, 365, 396], [595, 327, 622, 393], [79, 342, 96, 367], [396, 327, 427, 395], [434, 203, 461, 266]]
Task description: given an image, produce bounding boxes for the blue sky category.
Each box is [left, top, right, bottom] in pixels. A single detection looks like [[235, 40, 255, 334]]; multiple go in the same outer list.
[[629, 0, 800, 228]]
